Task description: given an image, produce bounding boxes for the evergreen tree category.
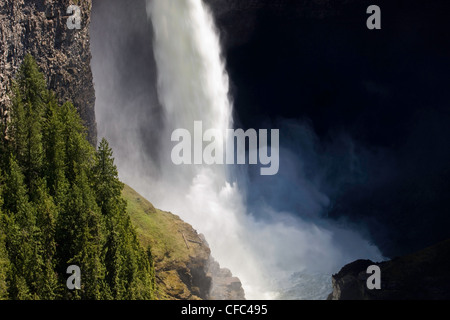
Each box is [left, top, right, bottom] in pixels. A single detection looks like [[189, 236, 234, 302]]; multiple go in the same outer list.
[[0, 54, 156, 300], [2, 157, 43, 299], [59, 101, 93, 185], [0, 223, 9, 300], [42, 92, 69, 206], [92, 139, 124, 214], [58, 165, 106, 300], [9, 54, 46, 198], [33, 180, 60, 299], [0, 171, 10, 300], [93, 138, 135, 299], [93, 139, 154, 299], [15, 54, 47, 109]]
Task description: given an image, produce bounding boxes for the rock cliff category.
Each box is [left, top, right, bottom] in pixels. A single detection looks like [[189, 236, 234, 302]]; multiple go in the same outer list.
[[329, 239, 450, 300], [208, 254, 246, 300], [0, 0, 96, 144], [123, 184, 245, 300]]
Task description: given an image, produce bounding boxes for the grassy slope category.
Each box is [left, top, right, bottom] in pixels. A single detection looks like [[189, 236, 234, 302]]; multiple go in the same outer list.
[[122, 184, 210, 300]]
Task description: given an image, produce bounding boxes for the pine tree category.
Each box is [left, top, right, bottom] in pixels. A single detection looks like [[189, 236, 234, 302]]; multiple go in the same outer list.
[[0, 55, 156, 300], [54, 101, 107, 299], [93, 138, 132, 299], [42, 92, 69, 206], [33, 180, 60, 299], [92, 139, 124, 214], [57, 165, 106, 300], [93, 138, 154, 299], [59, 101, 93, 185], [16, 54, 47, 109], [9, 54, 46, 198], [0, 171, 10, 300], [2, 157, 44, 299], [0, 225, 9, 300], [8, 85, 27, 166]]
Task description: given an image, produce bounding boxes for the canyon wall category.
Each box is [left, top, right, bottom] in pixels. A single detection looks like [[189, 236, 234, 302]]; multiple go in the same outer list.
[[0, 0, 96, 144]]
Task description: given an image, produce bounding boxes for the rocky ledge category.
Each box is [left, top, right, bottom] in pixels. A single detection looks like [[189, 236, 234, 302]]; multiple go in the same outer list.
[[208, 255, 246, 300], [328, 239, 450, 300], [123, 185, 245, 300]]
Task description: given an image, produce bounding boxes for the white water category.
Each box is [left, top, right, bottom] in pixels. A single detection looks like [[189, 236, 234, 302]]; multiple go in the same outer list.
[[144, 0, 383, 300], [146, 0, 275, 299]]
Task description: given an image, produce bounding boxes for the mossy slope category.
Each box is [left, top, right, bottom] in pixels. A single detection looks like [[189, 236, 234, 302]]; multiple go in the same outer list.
[[122, 185, 211, 300]]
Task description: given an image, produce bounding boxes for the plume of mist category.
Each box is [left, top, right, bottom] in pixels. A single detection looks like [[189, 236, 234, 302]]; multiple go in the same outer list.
[[91, 0, 383, 299]]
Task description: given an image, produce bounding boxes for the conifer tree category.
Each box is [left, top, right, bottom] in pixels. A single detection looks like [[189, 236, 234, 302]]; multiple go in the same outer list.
[[0, 224, 9, 300], [9, 54, 46, 198], [0, 55, 156, 300], [42, 92, 69, 206], [58, 165, 106, 300], [93, 138, 154, 299], [33, 180, 60, 299], [2, 157, 43, 299], [0, 172, 10, 300], [59, 101, 93, 184], [93, 138, 135, 299]]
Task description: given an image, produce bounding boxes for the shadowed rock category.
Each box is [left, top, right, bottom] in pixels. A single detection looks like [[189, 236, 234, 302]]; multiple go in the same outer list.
[[329, 239, 450, 300]]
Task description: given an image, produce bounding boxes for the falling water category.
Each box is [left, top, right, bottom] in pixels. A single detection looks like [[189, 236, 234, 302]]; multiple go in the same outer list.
[[146, 0, 276, 299], [90, 0, 384, 299], [144, 0, 384, 300]]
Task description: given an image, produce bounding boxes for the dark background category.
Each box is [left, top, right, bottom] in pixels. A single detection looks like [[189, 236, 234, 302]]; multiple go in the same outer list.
[[91, 0, 450, 258], [210, 0, 450, 257]]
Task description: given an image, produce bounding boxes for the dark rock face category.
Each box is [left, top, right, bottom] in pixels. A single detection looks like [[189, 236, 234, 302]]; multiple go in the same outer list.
[[329, 240, 450, 300], [0, 0, 97, 144]]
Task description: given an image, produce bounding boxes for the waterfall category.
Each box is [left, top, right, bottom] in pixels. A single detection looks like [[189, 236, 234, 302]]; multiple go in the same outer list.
[[93, 0, 384, 300], [146, 0, 275, 299], [144, 0, 384, 300]]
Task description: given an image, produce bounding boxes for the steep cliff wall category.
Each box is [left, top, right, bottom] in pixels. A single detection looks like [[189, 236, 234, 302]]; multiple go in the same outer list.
[[0, 0, 96, 144]]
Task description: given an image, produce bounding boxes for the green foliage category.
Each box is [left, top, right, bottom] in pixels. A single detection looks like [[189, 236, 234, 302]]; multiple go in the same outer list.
[[61, 166, 105, 299], [92, 138, 154, 299], [0, 232, 9, 300], [0, 172, 10, 300], [0, 55, 155, 300], [42, 92, 69, 206], [2, 157, 43, 299], [9, 54, 46, 196]]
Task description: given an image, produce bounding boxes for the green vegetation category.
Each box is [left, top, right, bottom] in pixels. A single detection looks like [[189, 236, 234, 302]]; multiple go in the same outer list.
[[0, 54, 155, 300], [122, 185, 209, 300]]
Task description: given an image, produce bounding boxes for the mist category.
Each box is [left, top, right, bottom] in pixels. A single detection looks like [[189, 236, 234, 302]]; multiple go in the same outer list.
[[91, 0, 383, 300]]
